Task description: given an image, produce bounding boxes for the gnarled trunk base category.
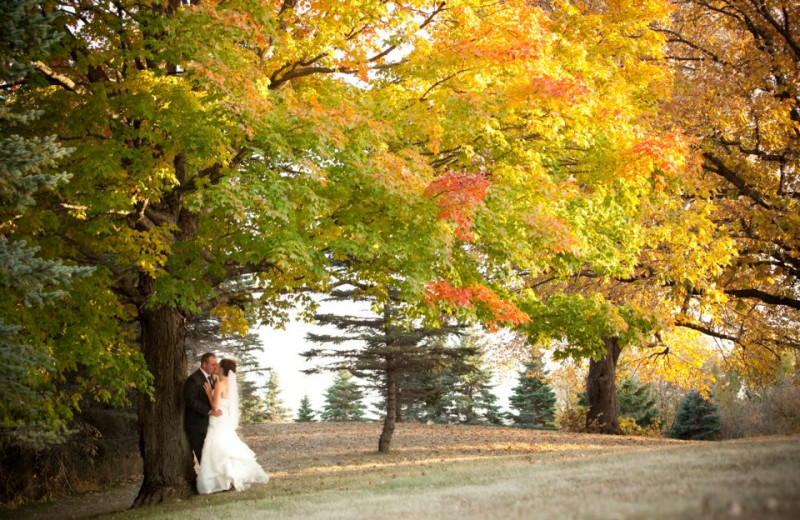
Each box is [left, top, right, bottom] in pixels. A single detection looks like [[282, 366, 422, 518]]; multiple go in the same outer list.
[[132, 480, 194, 508]]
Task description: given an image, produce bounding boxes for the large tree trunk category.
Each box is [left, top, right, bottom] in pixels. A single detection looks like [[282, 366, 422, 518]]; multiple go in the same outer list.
[[378, 354, 397, 453], [133, 296, 195, 507], [586, 336, 622, 434]]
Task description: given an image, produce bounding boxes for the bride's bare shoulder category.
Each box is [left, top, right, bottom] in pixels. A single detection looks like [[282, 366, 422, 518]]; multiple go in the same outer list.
[[218, 377, 230, 396]]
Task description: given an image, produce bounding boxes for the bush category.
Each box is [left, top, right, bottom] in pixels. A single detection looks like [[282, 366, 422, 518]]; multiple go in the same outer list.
[[555, 402, 587, 432], [718, 380, 800, 438], [0, 408, 141, 506], [619, 416, 663, 437]]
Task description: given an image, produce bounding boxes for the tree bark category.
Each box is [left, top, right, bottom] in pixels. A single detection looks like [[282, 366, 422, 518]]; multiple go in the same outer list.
[[394, 384, 404, 423], [133, 287, 195, 507], [378, 354, 397, 453], [586, 336, 622, 434]]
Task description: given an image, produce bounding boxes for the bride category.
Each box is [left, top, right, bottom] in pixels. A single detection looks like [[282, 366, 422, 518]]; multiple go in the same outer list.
[[196, 358, 269, 494]]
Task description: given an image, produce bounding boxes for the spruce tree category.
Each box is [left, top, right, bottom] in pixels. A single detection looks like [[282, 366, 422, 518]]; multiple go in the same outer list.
[[321, 370, 367, 422], [1, 0, 94, 444], [668, 391, 721, 440], [238, 376, 270, 424], [186, 315, 273, 424], [264, 368, 290, 422], [617, 376, 659, 428], [507, 357, 557, 429], [186, 317, 279, 424], [296, 395, 316, 422], [434, 337, 503, 425]]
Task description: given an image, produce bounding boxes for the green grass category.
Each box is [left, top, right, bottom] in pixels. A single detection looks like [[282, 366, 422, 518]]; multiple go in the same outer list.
[[9, 424, 800, 520], [101, 436, 800, 520]]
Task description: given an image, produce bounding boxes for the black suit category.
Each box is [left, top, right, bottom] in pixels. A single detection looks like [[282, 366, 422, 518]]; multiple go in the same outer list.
[[184, 369, 213, 462]]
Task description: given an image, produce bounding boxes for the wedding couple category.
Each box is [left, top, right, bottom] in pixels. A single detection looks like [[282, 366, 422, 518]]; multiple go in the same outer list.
[[184, 352, 269, 494]]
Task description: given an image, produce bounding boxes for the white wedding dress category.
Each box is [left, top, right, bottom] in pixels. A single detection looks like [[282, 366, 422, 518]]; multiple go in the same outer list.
[[196, 376, 269, 494]]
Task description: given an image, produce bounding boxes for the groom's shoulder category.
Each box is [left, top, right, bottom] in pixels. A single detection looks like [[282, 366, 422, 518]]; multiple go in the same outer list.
[[186, 369, 202, 383]]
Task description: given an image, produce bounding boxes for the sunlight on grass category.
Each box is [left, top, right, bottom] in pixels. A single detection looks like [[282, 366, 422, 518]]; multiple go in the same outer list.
[[92, 433, 800, 520], [9, 424, 798, 520]]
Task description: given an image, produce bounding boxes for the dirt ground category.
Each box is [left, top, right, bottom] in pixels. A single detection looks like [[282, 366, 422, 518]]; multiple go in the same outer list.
[[4, 422, 791, 520]]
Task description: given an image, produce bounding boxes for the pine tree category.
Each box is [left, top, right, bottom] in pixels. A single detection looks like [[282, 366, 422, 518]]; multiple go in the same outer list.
[[295, 395, 316, 422], [321, 370, 367, 422], [617, 377, 659, 428], [304, 285, 462, 450], [264, 368, 290, 423], [668, 391, 721, 440], [507, 358, 557, 429]]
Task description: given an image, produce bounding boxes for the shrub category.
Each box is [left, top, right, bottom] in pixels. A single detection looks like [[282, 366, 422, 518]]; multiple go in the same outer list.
[[556, 402, 588, 432], [718, 380, 800, 438], [619, 416, 663, 437]]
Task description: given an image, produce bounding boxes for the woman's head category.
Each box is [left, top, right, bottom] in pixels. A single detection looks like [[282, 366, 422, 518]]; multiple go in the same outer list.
[[219, 358, 237, 376]]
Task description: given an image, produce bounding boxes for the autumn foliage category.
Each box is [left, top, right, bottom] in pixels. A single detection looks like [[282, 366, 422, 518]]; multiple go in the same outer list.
[[424, 280, 530, 330], [423, 170, 491, 241]]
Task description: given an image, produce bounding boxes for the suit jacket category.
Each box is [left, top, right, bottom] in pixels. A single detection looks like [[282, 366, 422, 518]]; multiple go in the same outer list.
[[184, 369, 212, 434]]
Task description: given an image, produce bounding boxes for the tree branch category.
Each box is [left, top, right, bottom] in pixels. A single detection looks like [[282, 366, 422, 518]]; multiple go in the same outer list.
[[33, 61, 86, 94], [723, 287, 800, 310], [674, 317, 738, 342], [702, 153, 773, 209]]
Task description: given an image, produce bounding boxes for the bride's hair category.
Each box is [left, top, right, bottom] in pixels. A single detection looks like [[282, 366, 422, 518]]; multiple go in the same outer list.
[[220, 359, 237, 376]]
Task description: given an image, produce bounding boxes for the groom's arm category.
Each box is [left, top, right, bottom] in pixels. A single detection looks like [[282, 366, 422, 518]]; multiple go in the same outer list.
[[184, 377, 212, 417]]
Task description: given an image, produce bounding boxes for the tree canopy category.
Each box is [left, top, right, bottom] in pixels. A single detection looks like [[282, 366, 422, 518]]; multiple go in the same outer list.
[[3, 0, 795, 507]]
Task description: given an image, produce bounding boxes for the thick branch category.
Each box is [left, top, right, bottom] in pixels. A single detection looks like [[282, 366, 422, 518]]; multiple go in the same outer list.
[[723, 287, 800, 310], [702, 153, 773, 209], [674, 317, 739, 342], [33, 61, 86, 94]]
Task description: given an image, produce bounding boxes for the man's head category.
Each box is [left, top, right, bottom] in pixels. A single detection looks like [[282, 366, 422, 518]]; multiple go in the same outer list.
[[200, 352, 218, 375]]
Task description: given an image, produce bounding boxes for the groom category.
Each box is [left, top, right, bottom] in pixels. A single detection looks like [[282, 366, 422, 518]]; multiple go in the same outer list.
[[184, 352, 222, 463]]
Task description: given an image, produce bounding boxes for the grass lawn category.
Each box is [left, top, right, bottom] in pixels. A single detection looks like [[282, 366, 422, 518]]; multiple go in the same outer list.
[[9, 423, 800, 520]]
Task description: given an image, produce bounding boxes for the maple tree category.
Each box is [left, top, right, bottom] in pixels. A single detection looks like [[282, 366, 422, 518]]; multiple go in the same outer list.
[[493, 0, 782, 433], [0, 0, 142, 445], [4, 0, 463, 504], [655, 0, 799, 386], [569, 0, 800, 416]]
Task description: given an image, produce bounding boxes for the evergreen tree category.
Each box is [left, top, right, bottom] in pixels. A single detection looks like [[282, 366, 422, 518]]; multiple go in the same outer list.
[[1, 0, 95, 444], [304, 285, 462, 450], [0, 0, 63, 82], [264, 368, 290, 422], [321, 370, 367, 422], [668, 390, 721, 440], [617, 376, 659, 428], [507, 358, 557, 429], [186, 314, 265, 370], [433, 338, 503, 425], [295, 395, 316, 422], [238, 376, 269, 424]]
